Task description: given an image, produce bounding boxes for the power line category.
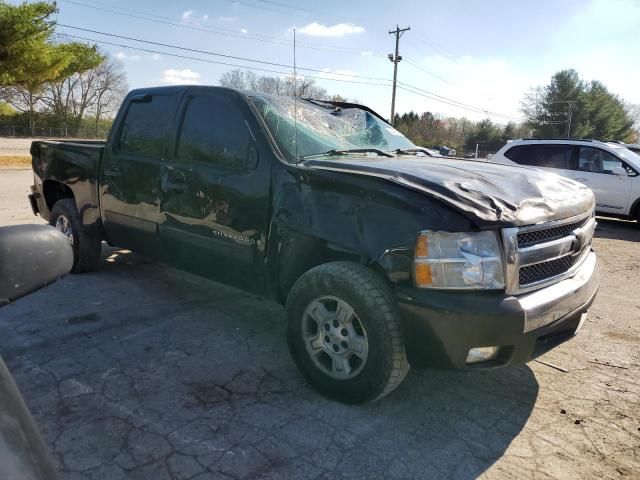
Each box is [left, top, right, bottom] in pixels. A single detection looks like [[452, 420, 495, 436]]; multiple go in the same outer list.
[[57, 29, 522, 121], [56, 33, 394, 88], [397, 82, 524, 121], [403, 58, 459, 88], [58, 0, 380, 56], [222, 0, 380, 24], [411, 32, 463, 64], [57, 24, 390, 81]]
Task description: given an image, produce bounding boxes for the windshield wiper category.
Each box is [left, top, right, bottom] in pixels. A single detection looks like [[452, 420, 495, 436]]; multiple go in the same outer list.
[[393, 148, 433, 156], [300, 148, 394, 160]]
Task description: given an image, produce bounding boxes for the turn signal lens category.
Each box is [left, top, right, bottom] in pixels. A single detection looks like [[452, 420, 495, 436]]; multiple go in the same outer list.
[[414, 263, 432, 286], [415, 234, 429, 258]]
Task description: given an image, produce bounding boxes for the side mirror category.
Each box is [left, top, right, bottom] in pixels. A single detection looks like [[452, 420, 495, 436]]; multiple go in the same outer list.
[[0, 224, 73, 304], [611, 166, 627, 176]]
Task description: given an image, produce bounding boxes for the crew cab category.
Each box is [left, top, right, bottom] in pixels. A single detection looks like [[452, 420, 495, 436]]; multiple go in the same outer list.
[[491, 139, 640, 222], [28, 86, 599, 403]]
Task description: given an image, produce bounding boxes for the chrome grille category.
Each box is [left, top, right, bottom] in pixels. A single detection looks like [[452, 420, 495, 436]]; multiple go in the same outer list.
[[517, 218, 589, 248], [519, 255, 579, 285], [502, 211, 596, 295]]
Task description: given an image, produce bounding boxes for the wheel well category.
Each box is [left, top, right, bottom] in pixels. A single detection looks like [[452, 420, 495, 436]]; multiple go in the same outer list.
[[277, 239, 390, 303], [42, 180, 74, 211], [631, 198, 640, 220]]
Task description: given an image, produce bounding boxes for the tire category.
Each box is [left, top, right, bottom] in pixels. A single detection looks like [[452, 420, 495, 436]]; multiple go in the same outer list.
[[286, 261, 409, 404], [49, 198, 101, 273]]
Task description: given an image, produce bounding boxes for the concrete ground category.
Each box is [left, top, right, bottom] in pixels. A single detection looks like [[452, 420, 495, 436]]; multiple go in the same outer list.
[[0, 167, 639, 480], [0, 137, 39, 156]]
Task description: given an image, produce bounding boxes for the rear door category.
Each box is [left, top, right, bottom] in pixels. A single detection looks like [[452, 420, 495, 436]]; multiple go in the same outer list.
[[100, 91, 179, 256], [159, 89, 269, 292], [503, 144, 576, 178], [572, 146, 631, 214]]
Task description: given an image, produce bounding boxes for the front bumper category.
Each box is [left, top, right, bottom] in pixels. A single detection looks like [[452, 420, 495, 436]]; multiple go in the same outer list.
[[396, 250, 599, 369]]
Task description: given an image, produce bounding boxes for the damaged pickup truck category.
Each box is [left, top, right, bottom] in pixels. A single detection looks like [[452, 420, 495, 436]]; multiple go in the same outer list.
[[28, 86, 599, 403]]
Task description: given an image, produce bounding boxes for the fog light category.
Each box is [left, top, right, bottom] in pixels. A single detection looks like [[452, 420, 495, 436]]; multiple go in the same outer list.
[[466, 346, 499, 364]]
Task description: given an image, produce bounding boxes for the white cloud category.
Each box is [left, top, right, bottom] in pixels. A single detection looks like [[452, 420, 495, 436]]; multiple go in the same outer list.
[[298, 22, 365, 37], [360, 51, 373, 57], [114, 51, 159, 62], [162, 69, 202, 85], [219, 16, 236, 22], [181, 10, 208, 23], [319, 68, 357, 81], [240, 28, 248, 34], [114, 52, 141, 61]]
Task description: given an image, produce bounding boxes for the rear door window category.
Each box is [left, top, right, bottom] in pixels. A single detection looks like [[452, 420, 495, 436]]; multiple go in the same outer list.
[[505, 145, 575, 170], [118, 95, 175, 157], [176, 94, 256, 171]]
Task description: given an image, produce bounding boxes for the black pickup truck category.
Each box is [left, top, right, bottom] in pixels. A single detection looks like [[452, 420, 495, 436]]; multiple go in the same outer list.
[[29, 86, 599, 403]]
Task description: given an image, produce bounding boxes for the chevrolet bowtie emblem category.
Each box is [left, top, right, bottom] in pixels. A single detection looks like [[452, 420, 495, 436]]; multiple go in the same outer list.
[[571, 228, 585, 253]]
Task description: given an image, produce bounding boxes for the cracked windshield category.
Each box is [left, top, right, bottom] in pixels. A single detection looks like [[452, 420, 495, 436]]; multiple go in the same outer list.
[[251, 94, 416, 160]]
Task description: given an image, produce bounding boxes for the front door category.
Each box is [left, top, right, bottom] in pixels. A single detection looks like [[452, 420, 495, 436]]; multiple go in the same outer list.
[[159, 89, 270, 292], [572, 146, 631, 214], [100, 92, 178, 256]]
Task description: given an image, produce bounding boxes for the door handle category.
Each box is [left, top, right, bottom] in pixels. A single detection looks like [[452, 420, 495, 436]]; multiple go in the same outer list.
[[161, 171, 186, 193], [575, 177, 588, 182], [103, 166, 122, 177]]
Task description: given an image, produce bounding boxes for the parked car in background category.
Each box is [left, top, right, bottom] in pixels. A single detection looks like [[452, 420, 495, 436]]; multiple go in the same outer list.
[[438, 145, 457, 157], [491, 139, 640, 222], [28, 87, 599, 403]]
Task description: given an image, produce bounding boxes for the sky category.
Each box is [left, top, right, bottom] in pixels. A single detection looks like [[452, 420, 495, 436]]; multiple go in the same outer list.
[[35, 0, 640, 123]]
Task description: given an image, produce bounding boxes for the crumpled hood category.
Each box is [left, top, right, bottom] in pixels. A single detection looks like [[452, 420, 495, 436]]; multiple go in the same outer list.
[[304, 156, 595, 228]]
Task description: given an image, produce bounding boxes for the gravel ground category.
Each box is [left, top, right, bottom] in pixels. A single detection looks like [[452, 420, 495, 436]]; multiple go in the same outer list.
[[0, 169, 639, 480]]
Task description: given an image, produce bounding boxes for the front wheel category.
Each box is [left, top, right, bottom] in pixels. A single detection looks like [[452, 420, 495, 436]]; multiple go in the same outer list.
[[286, 262, 409, 404], [50, 198, 101, 273]]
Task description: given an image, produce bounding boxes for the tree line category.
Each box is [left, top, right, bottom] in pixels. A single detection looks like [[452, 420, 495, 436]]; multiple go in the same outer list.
[[220, 68, 639, 156], [2, 1, 638, 146], [0, 2, 127, 136]]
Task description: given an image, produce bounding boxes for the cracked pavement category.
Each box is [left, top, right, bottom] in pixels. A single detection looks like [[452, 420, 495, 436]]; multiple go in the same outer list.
[[1, 169, 639, 479]]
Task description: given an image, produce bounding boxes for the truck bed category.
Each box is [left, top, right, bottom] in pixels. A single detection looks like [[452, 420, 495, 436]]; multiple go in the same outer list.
[[30, 140, 106, 223]]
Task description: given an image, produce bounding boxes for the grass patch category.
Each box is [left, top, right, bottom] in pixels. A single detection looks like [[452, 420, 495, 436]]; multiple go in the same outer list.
[[0, 155, 31, 169]]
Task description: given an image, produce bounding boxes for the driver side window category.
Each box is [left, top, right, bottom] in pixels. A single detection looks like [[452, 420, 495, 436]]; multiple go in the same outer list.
[[578, 147, 622, 175]]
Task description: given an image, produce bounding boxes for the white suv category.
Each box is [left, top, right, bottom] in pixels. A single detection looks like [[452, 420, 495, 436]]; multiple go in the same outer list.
[[491, 139, 640, 222]]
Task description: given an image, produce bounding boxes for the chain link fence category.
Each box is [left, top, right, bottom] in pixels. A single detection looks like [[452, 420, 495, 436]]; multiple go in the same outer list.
[[0, 126, 109, 139]]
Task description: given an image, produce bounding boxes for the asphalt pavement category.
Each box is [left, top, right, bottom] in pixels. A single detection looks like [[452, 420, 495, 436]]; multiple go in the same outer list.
[[0, 167, 638, 479]]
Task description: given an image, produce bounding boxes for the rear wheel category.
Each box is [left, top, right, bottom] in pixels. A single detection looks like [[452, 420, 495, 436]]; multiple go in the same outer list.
[[286, 261, 409, 404], [50, 199, 101, 273]]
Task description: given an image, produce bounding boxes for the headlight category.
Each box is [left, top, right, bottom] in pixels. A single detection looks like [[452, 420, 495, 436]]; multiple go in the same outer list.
[[414, 231, 504, 289]]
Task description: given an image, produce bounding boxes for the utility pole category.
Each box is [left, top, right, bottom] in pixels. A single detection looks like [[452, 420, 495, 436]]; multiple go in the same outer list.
[[549, 100, 577, 138], [388, 25, 410, 125], [566, 103, 574, 138]]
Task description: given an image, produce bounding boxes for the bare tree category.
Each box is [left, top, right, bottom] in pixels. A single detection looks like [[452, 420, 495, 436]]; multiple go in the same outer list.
[[219, 69, 247, 89], [0, 85, 44, 133], [41, 54, 127, 133], [89, 58, 128, 131], [219, 69, 329, 99], [624, 102, 640, 141]]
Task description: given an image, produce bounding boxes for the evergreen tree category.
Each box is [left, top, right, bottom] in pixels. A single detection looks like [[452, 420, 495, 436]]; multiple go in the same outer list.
[[523, 69, 635, 141]]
